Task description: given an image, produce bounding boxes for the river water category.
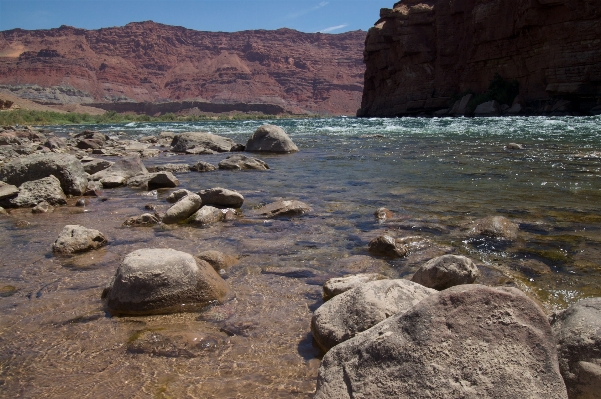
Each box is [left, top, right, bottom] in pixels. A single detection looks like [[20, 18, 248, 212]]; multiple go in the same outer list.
[[1, 116, 601, 398]]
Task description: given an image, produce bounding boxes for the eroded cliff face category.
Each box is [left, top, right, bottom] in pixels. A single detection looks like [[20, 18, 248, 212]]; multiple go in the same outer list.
[[0, 21, 365, 115], [358, 0, 601, 116]]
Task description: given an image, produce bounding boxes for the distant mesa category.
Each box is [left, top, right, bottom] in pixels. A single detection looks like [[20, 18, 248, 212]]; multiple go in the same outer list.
[[0, 21, 366, 116]]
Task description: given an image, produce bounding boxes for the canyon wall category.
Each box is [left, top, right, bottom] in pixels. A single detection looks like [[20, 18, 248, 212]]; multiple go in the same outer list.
[[0, 22, 365, 115], [358, 0, 601, 116]]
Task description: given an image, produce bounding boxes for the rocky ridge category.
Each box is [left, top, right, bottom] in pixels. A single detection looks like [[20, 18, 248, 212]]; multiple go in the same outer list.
[[0, 22, 365, 115], [358, 0, 601, 117]]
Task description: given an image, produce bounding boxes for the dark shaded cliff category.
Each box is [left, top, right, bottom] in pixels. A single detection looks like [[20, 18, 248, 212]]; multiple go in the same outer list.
[[0, 21, 366, 115], [358, 0, 601, 117]]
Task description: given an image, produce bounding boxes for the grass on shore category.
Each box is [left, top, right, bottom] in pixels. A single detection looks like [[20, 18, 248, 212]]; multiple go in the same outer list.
[[0, 110, 321, 126]]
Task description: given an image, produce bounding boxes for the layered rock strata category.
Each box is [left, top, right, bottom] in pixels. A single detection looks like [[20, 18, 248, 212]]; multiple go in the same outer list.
[[358, 0, 601, 117]]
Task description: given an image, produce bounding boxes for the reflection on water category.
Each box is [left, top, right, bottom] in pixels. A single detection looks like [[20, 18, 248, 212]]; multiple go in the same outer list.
[[1, 116, 601, 397]]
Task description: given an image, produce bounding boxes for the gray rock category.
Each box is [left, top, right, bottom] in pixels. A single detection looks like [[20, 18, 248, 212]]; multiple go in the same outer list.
[[9, 175, 67, 207], [77, 138, 104, 150], [82, 158, 113, 175], [126, 172, 179, 190], [189, 206, 224, 226], [0, 181, 19, 200], [74, 130, 109, 142], [245, 124, 299, 153], [311, 279, 435, 353], [469, 215, 519, 240], [167, 189, 193, 203], [374, 207, 394, 220], [368, 235, 408, 258], [315, 285, 568, 399], [218, 154, 269, 170], [43, 137, 67, 149], [32, 200, 52, 213], [52, 225, 107, 254], [75, 198, 86, 207], [506, 142, 525, 150], [0, 153, 88, 195], [170, 132, 236, 153], [196, 250, 239, 272], [322, 273, 389, 301], [127, 329, 223, 358], [90, 155, 148, 187], [449, 93, 472, 116], [197, 187, 244, 208], [253, 199, 311, 218], [190, 161, 217, 172], [147, 163, 191, 173], [104, 248, 230, 315], [123, 213, 160, 227], [411, 254, 480, 290], [162, 193, 202, 224], [552, 297, 601, 399], [507, 103, 522, 114], [474, 100, 500, 116]]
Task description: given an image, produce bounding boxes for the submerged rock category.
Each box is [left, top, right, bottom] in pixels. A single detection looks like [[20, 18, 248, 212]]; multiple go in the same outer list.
[[253, 199, 311, 218], [170, 132, 236, 153], [32, 200, 52, 214], [312, 279, 435, 353], [0, 153, 88, 195], [197, 187, 244, 208], [196, 250, 239, 272], [469, 215, 519, 240], [552, 297, 601, 399], [127, 330, 223, 358], [245, 124, 299, 153], [218, 154, 269, 170], [52, 225, 107, 254], [315, 285, 567, 398], [368, 235, 408, 258], [411, 254, 480, 290], [104, 248, 230, 315], [123, 213, 160, 227], [188, 205, 224, 226]]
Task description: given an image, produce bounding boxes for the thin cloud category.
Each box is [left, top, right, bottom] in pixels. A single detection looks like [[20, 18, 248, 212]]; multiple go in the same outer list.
[[318, 24, 348, 33], [286, 2, 329, 20]]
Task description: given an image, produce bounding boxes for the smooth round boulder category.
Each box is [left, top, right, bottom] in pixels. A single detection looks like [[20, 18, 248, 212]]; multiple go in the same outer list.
[[411, 254, 480, 290], [245, 124, 299, 153], [52, 225, 107, 254], [311, 279, 435, 353], [322, 273, 389, 301], [197, 187, 244, 208], [552, 297, 601, 399], [315, 285, 568, 399], [162, 193, 202, 224], [104, 248, 230, 315], [188, 206, 224, 226]]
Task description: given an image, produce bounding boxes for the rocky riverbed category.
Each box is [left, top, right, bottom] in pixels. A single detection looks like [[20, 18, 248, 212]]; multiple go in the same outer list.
[[1, 117, 601, 397]]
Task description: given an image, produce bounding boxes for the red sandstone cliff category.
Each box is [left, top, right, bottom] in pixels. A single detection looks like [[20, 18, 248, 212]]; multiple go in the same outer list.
[[0, 21, 365, 115], [358, 0, 601, 116]]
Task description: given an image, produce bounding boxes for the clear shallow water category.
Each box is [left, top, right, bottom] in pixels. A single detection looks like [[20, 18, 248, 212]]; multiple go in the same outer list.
[[1, 116, 601, 398]]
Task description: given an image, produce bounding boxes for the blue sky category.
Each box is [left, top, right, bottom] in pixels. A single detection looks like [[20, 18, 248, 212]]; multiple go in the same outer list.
[[0, 0, 394, 33]]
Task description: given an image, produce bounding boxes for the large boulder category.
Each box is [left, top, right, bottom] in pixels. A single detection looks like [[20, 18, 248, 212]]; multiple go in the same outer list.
[[103, 248, 230, 315], [245, 124, 299, 153], [253, 199, 311, 218], [170, 132, 236, 153], [162, 193, 202, 224], [197, 187, 244, 208], [469, 215, 519, 240], [90, 155, 148, 187], [315, 285, 568, 399], [322, 273, 389, 301], [552, 297, 601, 399], [218, 154, 269, 170], [411, 254, 480, 290], [126, 172, 179, 190], [52, 225, 108, 254], [0, 153, 88, 195], [9, 175, 67, 207], [312, 279, 435, 353]]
